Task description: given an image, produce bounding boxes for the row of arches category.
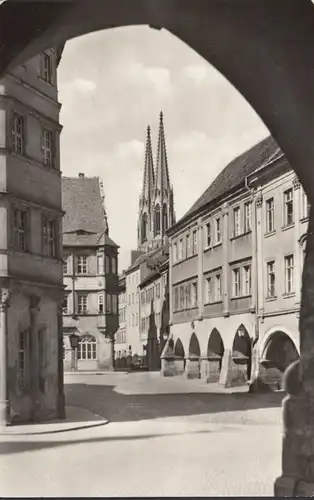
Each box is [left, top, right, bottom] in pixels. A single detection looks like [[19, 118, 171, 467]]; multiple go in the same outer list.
[[171, 326, 300, 389]]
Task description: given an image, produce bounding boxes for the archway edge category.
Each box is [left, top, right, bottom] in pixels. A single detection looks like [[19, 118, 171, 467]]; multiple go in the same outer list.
[[2, 1, 314, 201], [260, 326, 300, 360]]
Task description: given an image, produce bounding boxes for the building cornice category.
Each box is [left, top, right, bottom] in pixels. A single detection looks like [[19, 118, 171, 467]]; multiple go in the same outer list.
[[6, 72, 62, 109]]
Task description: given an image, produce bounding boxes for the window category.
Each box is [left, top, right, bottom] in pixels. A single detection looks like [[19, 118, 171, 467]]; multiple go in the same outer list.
[[284, 188, 294, 226], [107, 294, 112, 313], [244, 202, 252, 233], [179, 284, 185, 310], [76, 256, 87, 275], [105, 255, 110, 273], [186, 234, 190, 258], [191, 282, 198, 308], [13, 208, 27, 251], [98, 294, 104, 314], [63, 294, 69, 314], [42, 52, 53, 84], [136, 313, 138, 326], [232, 268, 241, 297], [77, 294, 88, 314], [205, 276, 212, 303], [302, 190, 311, 219], [12, 113, 24, 155], [233, 207, 241, 237], [192, 230, 198, 255], [267, 261, 276, 298], [156, 283, 160, 299], [77, 335, 97, 361], [185, 282, 191, 309], [174, 287, 179, 311], [18, 330, 28, 389], [206, 222, 212, 247], [215, 217, 221, 243], [243, 265, 251, 296], [178, 238, 183, 260], [42, 128, 54, 167], [43, 218, 57, 257], [63, 257, 68, 275], [215, 273, 222, 301], [111, 257, 117, 275], [132, 293, 134, 304], [266, 198, 275, 233], [112, 295, 118, 314], [284, 254, 294, 294], [172, 242, 177, 264], [97, 254, 104, 274]]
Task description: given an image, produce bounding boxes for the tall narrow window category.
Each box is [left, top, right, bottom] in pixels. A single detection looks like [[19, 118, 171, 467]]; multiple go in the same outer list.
[[233, 207, 241, 237], [284, 188, 294, 226], [13, 208, 27, 251], [302, 190, 311, 219], [267, 261, 276, 298], [205, 276, 212, 303], [215, 217, 221, 243], [215, 273, 222, 301], [191, 282, 198, 308], [76, 256, 87, 275], [106, 294, 112, 313], [77, 294, 88, 314], [97, 254, 104, 274], [141, 213, 148, 243], [266, 198, 275, 233], [162, 203, 168, 232], [192, 230, 198, 255], [98, 294, 104, 314], [206, 222, 212, 247], [12, 113, 24, 155], [232, 268, 241, 297], [112, 295, 118, 314], [186, 234, 190, 258], [154, 204, 161, 235], [243, 265, 251, 295], [63, 257, 68, 275], [284, 254, 294, 294], [185, 282, 191, 309], [42, 128, 53, 167], [179, 284, 185, 310], [111, 256, 117, 275], [244, 202, 252, 233], [42, 52, 53, 83], [172, 242, 177, 264], [178, 238, 183, 260], [43, 218, 57, 257], [63, 294, 69, 314], [174, 287, 179, 311]]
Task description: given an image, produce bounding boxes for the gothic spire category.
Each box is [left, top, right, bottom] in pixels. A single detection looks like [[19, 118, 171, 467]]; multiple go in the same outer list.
[[141, 125, 155, 203], [155, 111, 170, 194]]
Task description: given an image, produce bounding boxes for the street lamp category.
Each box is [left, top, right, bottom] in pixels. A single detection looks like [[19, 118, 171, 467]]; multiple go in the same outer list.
[[69, 333, 79, 371]]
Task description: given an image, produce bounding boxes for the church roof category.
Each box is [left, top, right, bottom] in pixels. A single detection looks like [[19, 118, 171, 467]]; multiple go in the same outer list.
[[169, 135, 280, 233]]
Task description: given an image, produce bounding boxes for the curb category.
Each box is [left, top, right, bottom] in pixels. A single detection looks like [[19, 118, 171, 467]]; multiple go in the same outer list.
[[64, 371, 128, 375], [0, 407, 110, 436]]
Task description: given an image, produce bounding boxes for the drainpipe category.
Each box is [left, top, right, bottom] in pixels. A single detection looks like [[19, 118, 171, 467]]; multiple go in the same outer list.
[[244, 176, 259, 347]]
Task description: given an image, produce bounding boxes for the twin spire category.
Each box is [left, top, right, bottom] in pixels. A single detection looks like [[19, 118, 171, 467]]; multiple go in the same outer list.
[[141, 111, 171, 201]]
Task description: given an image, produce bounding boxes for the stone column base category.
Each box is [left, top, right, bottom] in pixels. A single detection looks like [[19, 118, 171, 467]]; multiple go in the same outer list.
[[160, 357, 175, 377], [184, 358, 200, 379], [219, 350, 249, 387], [0, 399, 11, 427], [200, 357, 221, 383]]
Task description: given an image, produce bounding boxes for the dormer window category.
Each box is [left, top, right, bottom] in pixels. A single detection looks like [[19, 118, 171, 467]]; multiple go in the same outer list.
[[42, 52, 53, 84]]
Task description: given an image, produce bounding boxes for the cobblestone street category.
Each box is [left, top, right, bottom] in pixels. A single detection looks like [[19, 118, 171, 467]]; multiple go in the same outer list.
[[0, 372, 284, 497]]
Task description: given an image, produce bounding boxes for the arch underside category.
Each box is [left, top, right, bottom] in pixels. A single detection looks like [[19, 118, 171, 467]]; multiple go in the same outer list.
[[261, 331, 299, 390]]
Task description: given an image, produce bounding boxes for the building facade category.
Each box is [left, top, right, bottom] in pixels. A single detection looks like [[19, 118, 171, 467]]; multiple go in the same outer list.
[[162, 137, 305, 390], [114, 273, 128, 368], [0, 47, 65, 423], [62, 174, 119, 372]]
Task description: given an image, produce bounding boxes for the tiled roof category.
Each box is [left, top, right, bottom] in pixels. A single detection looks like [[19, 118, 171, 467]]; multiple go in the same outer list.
[[140, 255, 169, 289], [172, 135, 280, 230], [126, 246, 161, 274], [62, 176, 107, 234]]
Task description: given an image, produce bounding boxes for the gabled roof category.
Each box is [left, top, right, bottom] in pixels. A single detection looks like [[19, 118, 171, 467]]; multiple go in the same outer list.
[[170, 135, 280, 232], [62, 176, 108, 234]]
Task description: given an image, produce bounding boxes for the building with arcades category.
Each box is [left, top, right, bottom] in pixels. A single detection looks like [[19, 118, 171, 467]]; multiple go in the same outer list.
[[62, 174, 119, 372], [162, 136, 307, 391]]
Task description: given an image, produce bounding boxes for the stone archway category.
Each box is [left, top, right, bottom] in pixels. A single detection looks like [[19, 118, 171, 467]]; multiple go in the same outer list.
[[224, 324, 252, 388], [173, 338, 185, 375], [201, 328, 225, 383], [185, 332, 201, 379], [259, 331, 300, 391]]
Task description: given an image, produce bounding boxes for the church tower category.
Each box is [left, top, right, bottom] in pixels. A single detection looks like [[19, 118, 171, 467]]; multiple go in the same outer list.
[[152, 111, 175, 248], [138, 125, 155, 252], [137, 112, 175, 252]]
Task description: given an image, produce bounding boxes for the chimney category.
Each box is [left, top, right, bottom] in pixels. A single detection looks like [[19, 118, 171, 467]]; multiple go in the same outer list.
[[79, 173, 84, 178]]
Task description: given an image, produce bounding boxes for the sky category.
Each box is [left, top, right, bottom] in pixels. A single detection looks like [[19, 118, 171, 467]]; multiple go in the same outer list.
[[57, 26, 268, 272]]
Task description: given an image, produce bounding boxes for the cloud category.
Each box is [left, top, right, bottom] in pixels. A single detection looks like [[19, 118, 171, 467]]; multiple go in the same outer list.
[[123, 61, 172, 95], [72, 78, 97, 93]]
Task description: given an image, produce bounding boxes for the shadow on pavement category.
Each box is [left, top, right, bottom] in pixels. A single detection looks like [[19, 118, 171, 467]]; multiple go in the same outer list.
[[64, 382, 284, 423], [0, 429, 218, 455]]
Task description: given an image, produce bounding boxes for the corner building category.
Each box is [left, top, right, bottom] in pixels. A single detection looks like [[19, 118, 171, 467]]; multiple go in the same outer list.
[[0, 47, 65, 423], [164, 136, 304, 390]]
